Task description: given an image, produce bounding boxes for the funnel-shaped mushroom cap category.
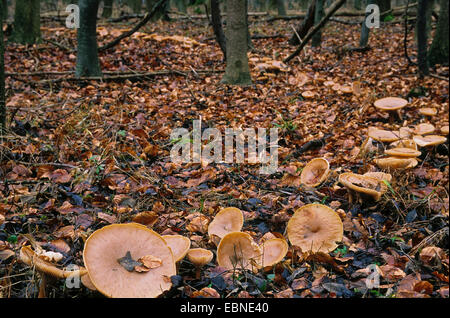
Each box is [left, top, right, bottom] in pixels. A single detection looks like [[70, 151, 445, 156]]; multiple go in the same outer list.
[[259, 238, 288, 267], [287, 204, 343, 253], [83, 223, 176, 298], [374, 97, 408, 110], [419, 108, 437, 116], [413, 135, 447, 147], [338, 173, 387, 201], [368, 127, 400, 142], [217, 232, 262, 271], [208, 207, 244, 243], [186, 248, 213, 267], [162, 235, 191, 262], [390, 139, 417, 150], [441, 125, 449, 135], [300, 158, 330, 187], [80, 271, 97, 291], [363, 172, 392, 183], [374, 157, 418, 170], [414, 123, 435, 135], [384, 147, 421, 158]]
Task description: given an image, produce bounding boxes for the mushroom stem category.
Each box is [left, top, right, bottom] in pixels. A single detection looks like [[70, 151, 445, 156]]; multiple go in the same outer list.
[[38, 274, 47, 298], [195, 266, 202, 280]]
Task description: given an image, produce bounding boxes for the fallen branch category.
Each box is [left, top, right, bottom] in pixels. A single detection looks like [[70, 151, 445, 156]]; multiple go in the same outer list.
[[284, 0, 347, 63]]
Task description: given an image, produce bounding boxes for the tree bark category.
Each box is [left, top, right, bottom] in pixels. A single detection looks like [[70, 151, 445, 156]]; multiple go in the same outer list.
[[0, 0, 5, 131], [146, 0, 170, 21], [211, 0, 227, 59], [428, 0, 449, 66], [289, 0, 317, 45], [416, 0, 429, 76], [75, 0, 102, 77], [359, 0, 375, 48], [11, 0, 41, 44], [312, 0, 324, 47], [129, 0, 142, 14], [221, 0, 252, 85]]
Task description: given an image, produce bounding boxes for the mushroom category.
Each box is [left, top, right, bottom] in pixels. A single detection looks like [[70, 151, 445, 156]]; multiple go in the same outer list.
[[338, 172, 388, 203], [384, 147, 421, 158], [259, 238, 289, 268], [440, 125, 449, 135], [186, 248, 213, 279], [413, 135, 447, 148], [368, 127, 400, 143], [414, 123, 435, 135], [363, 171, 393, 183], [373, 97, 408, 122], [207, 207, 244, 246], [19, 245, 87, 297], [419, 107, 437, 117], [300, 158, 330, 188], [399, 127, 414, 139], [83, 223, 176, 298], [162, 235, 191, 263], [216, 232, 262, 272], [287, 203, 343, 254], [374, 157, 418, 170], [389, 139, 418, 150]]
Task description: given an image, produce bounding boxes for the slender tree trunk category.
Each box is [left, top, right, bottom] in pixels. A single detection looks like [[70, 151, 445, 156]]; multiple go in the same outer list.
[[129, 0, 142, 13], [359, 0, 375, 47], [11, 0, 41, 44], [75, 0, 102, 77], [416, 0, 429, 75], [1, 0, 6, 21], [428, 0, 449, 66], [289, 0, 317, 45], [0, 0, 5, 131], [175, 0, 188, 13], [377, 0, 391, 19], [102, 0, 114, 18], [211, 0, 227, 59], [311, 0, 324, 47], [146, 0, 170, 21], [246, 0, 253, 50], [221, 0, 252, 85]]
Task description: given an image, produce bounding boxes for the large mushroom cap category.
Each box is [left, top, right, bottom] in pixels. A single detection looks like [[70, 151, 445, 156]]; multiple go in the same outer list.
[[208, 207, 244, 244], [389, 139, 417, 150], [162, 235, 191, 262], [413, 135, 447, 147], [419, 108, 437, 116], [83, 223, 176, 298], [414, 123, 435, 135], [368, 127, 400, 142], [374, 157, 418, 170], [287, 204, 343, 253], [363, 172, 392, 183], [440, 125, 449, 135], [338, 172, 387, 201], [384, 147, 421, 158], [260, 238, 289, 267], [217, 232, 262, 271], [374, 97, 408, 111], [300, 158, 330, 187]]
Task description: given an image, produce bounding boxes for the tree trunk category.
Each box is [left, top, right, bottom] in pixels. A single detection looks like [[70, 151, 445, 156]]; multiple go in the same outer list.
[[211, 0, 227, 59], [146, 0, 170, 21], [359, 0, 375, 48], [289, 0, 317, 45], [311, 0, 324, 47], [416, 0, 429, 75], [221, 0, 252, 85], [175, 0, 188, 13], [1, 0, 6, 21], [129, 0, 142, 13], [11, 0, 41, 44], [428, 0, 449, 66], [0, 0, 5, 131], [102, 0, 114, 18], [75, 0, 102, 77], [377, 0, 391, 20]]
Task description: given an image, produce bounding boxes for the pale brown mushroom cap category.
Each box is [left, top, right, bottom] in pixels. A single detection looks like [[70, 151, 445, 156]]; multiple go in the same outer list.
[[363, 172, 392, 183], [389, 139, 417, 150], [374, 97, 408, 111], [259, 238, 289, 267], [374, 157, 418, 170], [186, 248, 213, 267], [162, 235, 191, 262], [414, 123, 435, 135], [217, 232, 262, 271], [440, 125, 449, 135], [368, 127, 400, 142], [419, 107, 437, 116], [413, 135, 447, 147], [399, 127, 414, 139], [338, 173, 387, 201], [300, 158, 330, 188], [287, 204, 343, 254], [83, 223, 176, 298], [384, 147, 421, 158], [208, 207, 244, 243]]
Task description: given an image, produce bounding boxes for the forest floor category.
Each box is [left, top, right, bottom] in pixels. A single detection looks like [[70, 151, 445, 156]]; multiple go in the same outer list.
[[0, 12, 448, 298]]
